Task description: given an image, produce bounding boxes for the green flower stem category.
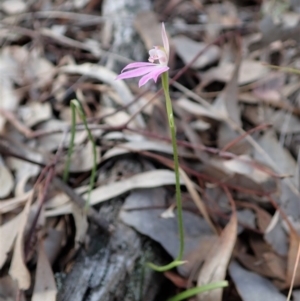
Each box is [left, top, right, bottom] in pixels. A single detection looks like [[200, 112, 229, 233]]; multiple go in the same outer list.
[[63, 99, 97, 210], [63, 100, 76, 183], [148, 71, 185, 272], [167, 281, 228, 301]]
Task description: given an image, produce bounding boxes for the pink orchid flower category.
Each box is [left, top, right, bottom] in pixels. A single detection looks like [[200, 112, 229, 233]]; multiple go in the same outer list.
[[116, 23, 170, 87]]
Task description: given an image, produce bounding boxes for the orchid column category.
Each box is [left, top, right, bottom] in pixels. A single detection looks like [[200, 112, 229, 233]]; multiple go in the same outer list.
[[117, 23, 185, 271]]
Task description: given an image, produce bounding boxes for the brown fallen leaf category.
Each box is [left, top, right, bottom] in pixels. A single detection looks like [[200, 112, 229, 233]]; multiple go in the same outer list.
[[71, 203, 88, 248], [237, 252, 275, 279], [32, 241, 57, 301], [0, 213, 21, 269], [0, 191, 33, 214], [236, 202, 272, 232], [9, 191, 34, 290], [263, 252, 286, 282], [164, 271, 188, 289], [287, 230, 300, 287], [0, 160, 14, 198], [45, 169, 185, 216], [197, 191, 237, 301]]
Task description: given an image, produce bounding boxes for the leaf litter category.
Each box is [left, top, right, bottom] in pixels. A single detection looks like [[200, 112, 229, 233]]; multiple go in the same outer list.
[[2, 0, 300, 300]]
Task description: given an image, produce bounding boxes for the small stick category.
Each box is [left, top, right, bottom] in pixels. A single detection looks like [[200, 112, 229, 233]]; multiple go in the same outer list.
[[286, 241, 300, 301]]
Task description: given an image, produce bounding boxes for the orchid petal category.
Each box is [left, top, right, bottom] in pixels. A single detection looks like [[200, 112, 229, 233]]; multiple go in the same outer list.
[[116, 23, 170, 86], [138, 74, 154, 87], [116, 66, 158, 80], [139, 66, 169, 87], [161, 23, 169, 58], [121, 62, 156, 71]]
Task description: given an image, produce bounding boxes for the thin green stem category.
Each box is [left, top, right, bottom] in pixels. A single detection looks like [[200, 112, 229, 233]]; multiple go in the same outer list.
[[147, 260, 186, 272], [148, 72, 185, 272], [167, 281, 228, 301], [63, 99, 97, 209], [63, 101, 76, 182], [162, 71, 184, 261]]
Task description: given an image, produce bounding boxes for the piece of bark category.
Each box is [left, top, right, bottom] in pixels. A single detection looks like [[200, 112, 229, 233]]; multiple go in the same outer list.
[[101, 0, 152, 71], [57, 199, 167, 301]]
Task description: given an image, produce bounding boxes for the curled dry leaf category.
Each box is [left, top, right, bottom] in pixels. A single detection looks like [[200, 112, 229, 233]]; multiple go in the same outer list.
[[32, 241, 57, 301], [197, 205, 237, 301], [263, 252, 286, 282], [102, 140, 173, 161], [0, 191, 32, 214], [244, 235, 286, 282], [0, 213, 21, 269], [287, 230, 300, 287], [45, 169, 185, 216], [9, 192, 34, 290], [71, 204, 88, 248], [0, 161, 14, 198]]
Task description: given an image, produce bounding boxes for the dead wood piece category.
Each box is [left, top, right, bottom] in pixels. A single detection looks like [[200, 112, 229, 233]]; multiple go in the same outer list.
[[57, 199, 167, 301]]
